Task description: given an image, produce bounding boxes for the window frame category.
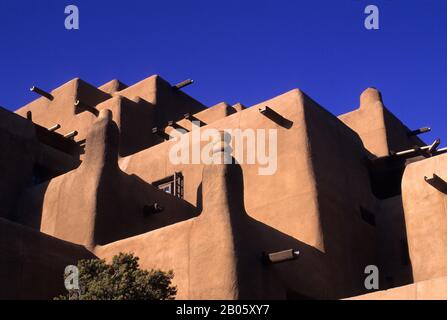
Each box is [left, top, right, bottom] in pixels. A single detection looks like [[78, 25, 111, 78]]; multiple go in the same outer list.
[[152, 172, 184, 199]]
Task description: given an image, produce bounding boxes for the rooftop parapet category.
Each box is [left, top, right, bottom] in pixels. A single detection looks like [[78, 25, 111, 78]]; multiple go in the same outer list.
[[98, 79, 128, 94], [14, 75, 208, 158], [339, 87, 427, 157]]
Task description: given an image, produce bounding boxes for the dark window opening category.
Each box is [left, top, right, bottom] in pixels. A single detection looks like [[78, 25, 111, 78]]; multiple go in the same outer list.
[[360, 207, 376, 227], [153, 172, 184, 199]]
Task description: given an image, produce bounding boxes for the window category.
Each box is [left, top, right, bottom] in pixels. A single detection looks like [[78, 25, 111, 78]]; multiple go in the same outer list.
[[158, 182, 173, 194], [153, 172, 184, 199]]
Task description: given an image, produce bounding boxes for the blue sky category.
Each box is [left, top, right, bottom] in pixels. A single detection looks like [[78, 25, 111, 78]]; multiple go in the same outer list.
[[0, 0, 446, 144]]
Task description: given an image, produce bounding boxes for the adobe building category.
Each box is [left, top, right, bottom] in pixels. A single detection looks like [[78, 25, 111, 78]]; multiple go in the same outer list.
[[1, 74, 447, 300]]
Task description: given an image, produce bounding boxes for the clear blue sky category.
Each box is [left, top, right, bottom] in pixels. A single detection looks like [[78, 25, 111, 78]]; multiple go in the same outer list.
[[1, 0, 446, 144]]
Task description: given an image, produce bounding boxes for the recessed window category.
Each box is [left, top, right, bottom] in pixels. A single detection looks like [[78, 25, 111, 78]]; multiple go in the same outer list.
[[158, 182, 173, 194], [153, 172, 184, 199]]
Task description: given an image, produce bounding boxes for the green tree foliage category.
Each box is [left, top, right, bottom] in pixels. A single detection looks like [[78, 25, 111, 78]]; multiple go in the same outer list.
[[56, 253, 177, 300]]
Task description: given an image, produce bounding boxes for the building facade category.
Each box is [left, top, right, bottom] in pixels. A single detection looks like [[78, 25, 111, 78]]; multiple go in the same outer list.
[[1, 75, 447, 300]]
